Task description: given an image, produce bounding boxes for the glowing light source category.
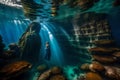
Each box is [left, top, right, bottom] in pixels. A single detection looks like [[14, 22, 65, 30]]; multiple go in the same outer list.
[[0, 0, 22, 8]]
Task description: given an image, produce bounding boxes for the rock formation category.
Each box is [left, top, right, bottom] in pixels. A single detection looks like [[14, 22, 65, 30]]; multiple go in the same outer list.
[[0, 61, 32, 80], [37, 66, 67, 80], [19, 22, 41, 65], [80, 39, 120, 80], [0, 35, 5, 55]]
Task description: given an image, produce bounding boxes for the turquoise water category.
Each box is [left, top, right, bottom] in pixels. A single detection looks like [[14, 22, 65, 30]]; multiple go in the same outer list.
[[0, 0, 120, 80]]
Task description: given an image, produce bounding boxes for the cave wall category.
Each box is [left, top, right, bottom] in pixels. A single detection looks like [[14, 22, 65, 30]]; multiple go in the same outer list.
[[54, 12, 113, 65], [108, 7, 120, 46]]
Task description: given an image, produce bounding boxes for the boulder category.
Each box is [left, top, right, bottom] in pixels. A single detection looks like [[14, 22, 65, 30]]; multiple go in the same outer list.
[[51, 66, 62, 74], [77, 74, 85, 80], [89, 47, 120, 54], [93, 40, 115, 46], [50, 75, 66, 80], [37, 64, 47, 72], [8, 43, 20, 57], [77, 0, 99, 10], [37, 70, 51, 80], [89, 61, 105, 72], [0, 61, 32, 80], [81, 62, 105, 72], [105, 66, 120, 80], [81, 63, 89, 70], [92, 55, 117, 63], [37, 66, 67, 80], [113, 52, 120, 57], [85, 72, 103, 80], [0, 35, 5, 54]]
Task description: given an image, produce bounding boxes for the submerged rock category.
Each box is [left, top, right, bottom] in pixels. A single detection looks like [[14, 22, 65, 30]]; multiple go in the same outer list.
[[8, 43, 20, 57], [37, 64, 47, 72], [92, 55, 117, 63], [81, 63, 89, 71], [0, 35, 5, 54], [85, 72, 103, 80], [19, 22, 41, 65], [77, 0, 100, 10], [89, 61, 105, 72], [37, 66, 67, 80], [113, 52, 120, 57], [81, 62, 105, 72], [0, 61, 32, 80], [50, 75, 66, 80], [38, 70, 51, 80], [77, 74, 85, 80], [51, 66, 62, 74], [105, 66, 120, 80], [93, 40, 115, 46], [89, 47, 120, 54]]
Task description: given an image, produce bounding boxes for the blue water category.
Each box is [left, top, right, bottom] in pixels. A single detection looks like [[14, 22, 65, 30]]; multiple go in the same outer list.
[[0, 19, 65, 67], [0, 0, 120, 80], [40, 22, 65, 67], [0, 19, 30, 47]]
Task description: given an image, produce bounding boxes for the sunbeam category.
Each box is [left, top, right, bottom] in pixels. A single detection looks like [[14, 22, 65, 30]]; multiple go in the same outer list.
[[40, 22, 64, 67]]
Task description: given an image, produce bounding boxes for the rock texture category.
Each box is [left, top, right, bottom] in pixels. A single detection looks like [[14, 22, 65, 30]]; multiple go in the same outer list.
[[80, 39, 120, 80], [85, 72, 103, 80], [105, 66, 120, 80], [93, 40, 115, 46], [89, 47, 120, 54], [37, 64, 47, 72], [19, 22, 41, 65], [92, 55, 117, 63], [37, 66, 67, 80], [0, 61, 32, 80], [0, 35, 5, 54], [81, 61, 105, 72]]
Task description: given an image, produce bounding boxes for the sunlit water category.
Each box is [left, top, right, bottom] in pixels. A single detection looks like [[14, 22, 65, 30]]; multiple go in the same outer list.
[[40, 22, 65, 67]]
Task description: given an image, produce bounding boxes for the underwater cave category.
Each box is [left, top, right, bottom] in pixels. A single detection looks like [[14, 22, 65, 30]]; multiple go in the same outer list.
[[0, 0, 120, 80]]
